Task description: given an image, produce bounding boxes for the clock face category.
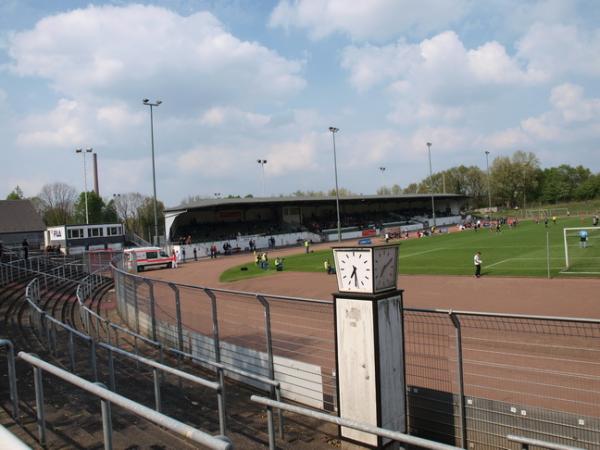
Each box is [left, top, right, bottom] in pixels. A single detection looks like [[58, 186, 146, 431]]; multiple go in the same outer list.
[[335, 249, 373, 293], [374, 246, 398, 292]]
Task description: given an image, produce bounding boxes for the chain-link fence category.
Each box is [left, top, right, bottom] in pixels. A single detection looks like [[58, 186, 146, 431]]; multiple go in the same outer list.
[[110, 261, 600, 449]]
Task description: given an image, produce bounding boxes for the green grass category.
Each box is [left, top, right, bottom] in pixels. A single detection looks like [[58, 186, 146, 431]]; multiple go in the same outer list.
[[219, 217, 600, 282]]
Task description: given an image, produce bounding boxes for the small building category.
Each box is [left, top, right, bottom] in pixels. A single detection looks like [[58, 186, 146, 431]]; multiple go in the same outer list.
[[45, 223, 126, 255], [0, 200, 45, 247]]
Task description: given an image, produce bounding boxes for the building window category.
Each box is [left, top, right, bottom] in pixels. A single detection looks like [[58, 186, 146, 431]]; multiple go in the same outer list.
[[67, 228, 83, 239], [89, 227, 103, 237], [107, 226, 122, 236]]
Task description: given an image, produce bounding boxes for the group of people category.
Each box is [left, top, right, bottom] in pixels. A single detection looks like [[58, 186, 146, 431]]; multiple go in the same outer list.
[[254, 251, 283, 271]]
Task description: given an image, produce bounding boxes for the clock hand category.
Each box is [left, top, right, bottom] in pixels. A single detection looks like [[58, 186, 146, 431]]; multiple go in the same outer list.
[[350, 266, 357, 287]]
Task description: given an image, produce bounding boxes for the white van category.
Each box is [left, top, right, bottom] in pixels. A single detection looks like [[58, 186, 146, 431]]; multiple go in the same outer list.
[[124, 247, 172, 271]]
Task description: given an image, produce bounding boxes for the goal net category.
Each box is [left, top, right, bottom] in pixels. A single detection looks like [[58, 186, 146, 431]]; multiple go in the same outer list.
[[562, 227, 600, 274]]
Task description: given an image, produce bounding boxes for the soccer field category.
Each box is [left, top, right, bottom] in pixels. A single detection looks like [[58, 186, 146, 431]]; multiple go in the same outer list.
[[220, 218, 600, 281]]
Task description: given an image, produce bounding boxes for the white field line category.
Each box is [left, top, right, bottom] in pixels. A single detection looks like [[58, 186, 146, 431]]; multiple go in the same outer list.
[[486, 258, 512, 268], [399, 248, 447, 259], [560, 271, 600, 275]]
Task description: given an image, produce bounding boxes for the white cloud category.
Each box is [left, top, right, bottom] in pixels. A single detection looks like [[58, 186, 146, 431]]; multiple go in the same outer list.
[[97, 103, 145, 129], [8, 4, 305, 105], [265, 134, 319, 175], [481, 83, 600, 150], [175, 146, 236, 176], [269, 0, 468, 41], [199, 107, 271, 128], [16, 99, 91, 148], [342, 31, 538, 93], [517, 23, 600, 80]]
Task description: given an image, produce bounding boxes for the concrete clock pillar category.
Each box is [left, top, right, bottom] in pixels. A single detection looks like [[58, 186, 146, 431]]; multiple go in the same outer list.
[[333, 245, 406, 448]]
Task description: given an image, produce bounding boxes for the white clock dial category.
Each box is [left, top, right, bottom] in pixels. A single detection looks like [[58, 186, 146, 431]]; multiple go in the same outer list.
[[374, 247, 397, 292], [335, 249, 373, 293]]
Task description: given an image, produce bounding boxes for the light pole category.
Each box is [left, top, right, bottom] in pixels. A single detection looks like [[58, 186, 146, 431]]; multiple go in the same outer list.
[[257, 159, 267, 197], [329, 127, 342, 242], [426, 142, 436, 228], [485, 151, 492, 215], [75, 148, 93, 224], [143, 98, 162, 245]]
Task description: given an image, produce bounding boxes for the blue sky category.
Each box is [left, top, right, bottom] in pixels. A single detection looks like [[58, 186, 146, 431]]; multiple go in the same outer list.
[[1, 0, 600, 206]]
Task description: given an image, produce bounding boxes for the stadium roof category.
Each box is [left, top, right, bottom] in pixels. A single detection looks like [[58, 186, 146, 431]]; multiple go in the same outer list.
[[165, 193, 467, 212], [0, 200, 46, 234]]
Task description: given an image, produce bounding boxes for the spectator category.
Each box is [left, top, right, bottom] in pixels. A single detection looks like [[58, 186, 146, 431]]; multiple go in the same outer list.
[[22, 238, 29, 260]]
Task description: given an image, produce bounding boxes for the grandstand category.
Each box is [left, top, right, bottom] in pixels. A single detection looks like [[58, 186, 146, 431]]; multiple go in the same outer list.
[[164, 193, 468, 253]]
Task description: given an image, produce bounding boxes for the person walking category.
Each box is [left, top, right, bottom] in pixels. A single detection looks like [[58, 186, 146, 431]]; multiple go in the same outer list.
[[193, 247, 197, 261], [181, 247, 186, 262], [22, 238, 29, 260], [304, 240, 310, 254], [474, 251, 482, 278], [171, 249, 178, 269]]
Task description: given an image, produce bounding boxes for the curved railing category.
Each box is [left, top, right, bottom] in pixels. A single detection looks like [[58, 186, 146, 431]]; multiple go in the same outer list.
[[18, 264, 231, 445]]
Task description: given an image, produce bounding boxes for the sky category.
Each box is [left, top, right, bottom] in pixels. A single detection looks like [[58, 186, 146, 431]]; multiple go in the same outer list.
[[1, 0, 600, 207]]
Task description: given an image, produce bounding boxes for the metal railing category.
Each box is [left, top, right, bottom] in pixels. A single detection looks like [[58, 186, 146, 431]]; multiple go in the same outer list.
[[24, 277, 229, 436], [0, 424, 30, 450], [251, 395, 462, 450], [77, 268, 287, 438], [110, 262, 336, 414], [110, 257, 600, 449], [507, 435, 587, 450], [0, 339, 19, 420], [18, 351, 232, 450]]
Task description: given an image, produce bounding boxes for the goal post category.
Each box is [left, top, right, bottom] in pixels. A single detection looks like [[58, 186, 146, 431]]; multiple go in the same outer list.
[[562, 227, 600, 273]]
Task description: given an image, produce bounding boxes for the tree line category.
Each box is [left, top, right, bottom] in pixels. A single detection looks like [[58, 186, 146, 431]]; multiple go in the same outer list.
[[377, 150, 600, 208], [5, 183, 164, 242]]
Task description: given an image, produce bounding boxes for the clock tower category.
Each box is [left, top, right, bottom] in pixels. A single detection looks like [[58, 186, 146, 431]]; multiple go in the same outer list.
[[332, 244, 406, 448]]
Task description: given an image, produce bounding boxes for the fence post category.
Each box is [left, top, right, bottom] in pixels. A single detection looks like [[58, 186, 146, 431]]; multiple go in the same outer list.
[[90, 340, 98, 382], [33, 365, 47, 447], [169, 283, 184, 352], [449, 312, 467, 449], [108, 348, 116, 391], [205, 288, 227, 436], [0, 340, 19, 420], [256, 295, 283, 439], [146, 280, 157, 341], [96, 382, 113, 450], [133, 279, 140, 334], [153, 368, 161, 413], [546, 231, 551, 279], [68, 331, 76, 373]]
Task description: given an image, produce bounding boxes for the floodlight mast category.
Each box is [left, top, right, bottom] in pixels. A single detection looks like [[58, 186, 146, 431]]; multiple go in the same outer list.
[[426, 142, 436, 228], [329, 127, 341, 242], [143, 98, 162, 245]]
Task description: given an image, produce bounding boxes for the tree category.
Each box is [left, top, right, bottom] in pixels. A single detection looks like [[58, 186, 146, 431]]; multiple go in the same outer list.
[[38, 183, 77, 226], [490, 151, 540, 208], [137, 197, 165, 242], [73, 191, 106, 224], [539, 165, 591, 203], [102, 199, 119, 223], [574, 174, 600, 200], [113, 192, 146, 236], [6, 186, 24, 200]]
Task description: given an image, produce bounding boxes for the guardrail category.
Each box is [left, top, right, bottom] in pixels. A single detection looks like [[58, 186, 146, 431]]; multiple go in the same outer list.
[[77, 268, 287, 438], [25, 277, 228, 435], [0, 424, 30, 450], [507, 434, 587, 450], [109, 260, 335, 416], [251, 395, 462, 450], [0, 339, 19, 420], [18, 351, 233, 450]]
